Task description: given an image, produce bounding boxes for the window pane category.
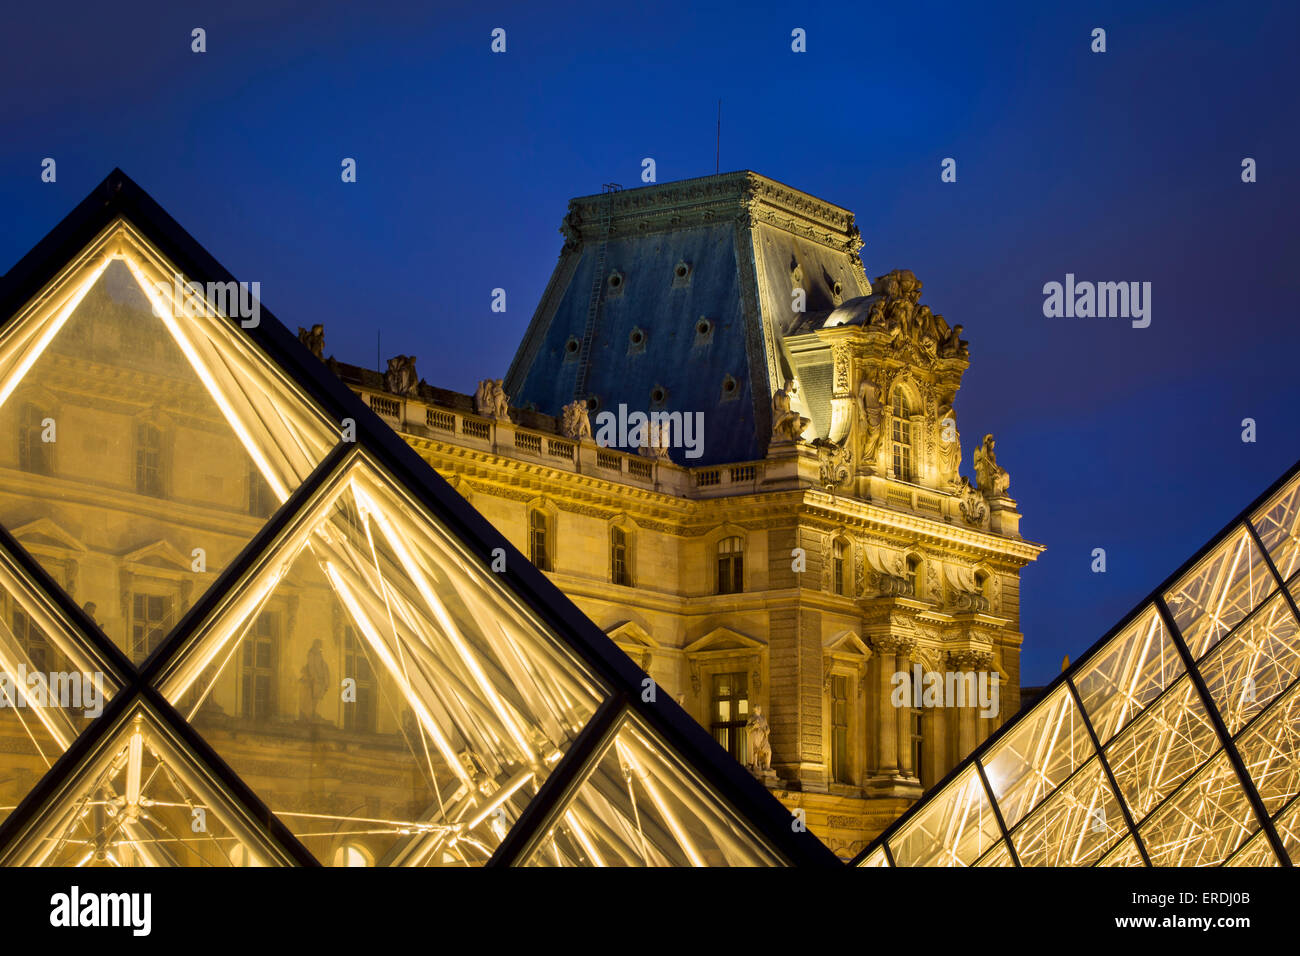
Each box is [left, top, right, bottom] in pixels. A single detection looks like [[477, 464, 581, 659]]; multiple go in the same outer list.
[[1250, 474, 1300, 583], [1138, 750, 1256, 866], [0, 243, 338, 665], [522, 716, 782, 867], [157, 454, 607, 865], [1164, 526, 1274, 659], [1009, 758, 1128, 866], [888, 763, 1000, 866], [1198, 591, 1300, 734], [1073, 606, 1183, 745]]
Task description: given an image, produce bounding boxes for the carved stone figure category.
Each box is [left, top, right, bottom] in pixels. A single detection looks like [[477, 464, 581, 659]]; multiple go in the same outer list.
[[858, 378, 884, 467], [297, 324, 324, 359], [638, 419, 672, 459], [958, 477, 988, 525], [815, 439, 851, 490], [559, 400, 592, 441], [299, 638, 330, 721], [474, 379, 511, 420], [771, 379, 810, 443], [936, 406, 961, 490], [939, 323, 969, 359], [973, 433, 1011, 498], [747, 705, 772, 773], [383, 355, 418, 396]]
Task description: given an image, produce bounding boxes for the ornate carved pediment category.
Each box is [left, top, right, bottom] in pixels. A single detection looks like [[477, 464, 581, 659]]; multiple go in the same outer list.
[[814, 439, 851, 490]]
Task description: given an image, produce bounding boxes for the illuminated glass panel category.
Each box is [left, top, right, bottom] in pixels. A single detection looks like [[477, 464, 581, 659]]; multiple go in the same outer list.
[[1073, 606, 1182, 744], [1095, 835, 1145, 867], [0, 701, 290, 866], [1197, 590, 1300, 734], [1267, 794, 1300, 862], [1138, 751, 1256, 867], [1225, 828, 1282, 866], [859, 846, 889, 867], [888, 763, 999, 866], [1008, 758, 1128, 866], [0, 223, 338, 662], [981, 685, 1093, 829], [1104, 675, 1218, 821], [1234, 679, 1300, 814], [0, 548, 122, 825], [1250, 474, 1300, 583], [156, 452, 606, 866], [1163, 526, 1274, 659], [973, 841, 1013, 867], [522, 716, 781, 867]]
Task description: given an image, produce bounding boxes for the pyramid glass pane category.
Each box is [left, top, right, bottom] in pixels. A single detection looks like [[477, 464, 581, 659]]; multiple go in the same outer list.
[[155, 452, 607, 866], [1197, 590, 1300, 734], [973, 841, 1013, 867], [1007, 758, 1128, 866], [1267, 795, 1300, 861], [0, 548, 123, 825], [980, 684, 1093, 829], [1095, 835, 1145, 867], [1233, 679, 1300, 814], [521, 715, 782, 867], [1138, 750, 1256, 866], [859, 846, 889, 867], [0, 701, 293, 866], [0, 223, 338, 665], [1103, 674, 1219, 821], [1250, 474, 1300, 583], [1073, 606, 1182, 745], [887, 763, 1000, 866], [1225, 827, 1282, 866], [1163, 526, 1274, 659]]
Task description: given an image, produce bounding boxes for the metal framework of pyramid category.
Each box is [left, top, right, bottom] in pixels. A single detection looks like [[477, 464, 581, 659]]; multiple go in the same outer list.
[[0, 170, 839, 867], [853, 462, 1300, 867]]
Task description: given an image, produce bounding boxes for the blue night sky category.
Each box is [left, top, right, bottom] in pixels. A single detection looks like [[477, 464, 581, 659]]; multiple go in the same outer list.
[[2, 0, 1297, 685]]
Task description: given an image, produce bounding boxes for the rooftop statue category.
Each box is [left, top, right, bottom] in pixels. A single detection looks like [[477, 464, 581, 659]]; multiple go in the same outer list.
[[974, 433, 1011, 498], [771, 379, 810, 444], [559, 400, 593, 441]]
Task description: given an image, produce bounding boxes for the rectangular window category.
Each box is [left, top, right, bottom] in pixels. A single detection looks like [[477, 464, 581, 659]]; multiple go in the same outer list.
[[710, 672, 749, 765], [131, 592, 172, 664], [833, 540, 845, 595], [717, 536, 744, 595], [831, 674, 850, 784], [18, 405, 53, 475], [248, 465, 274, 518], [611, 526, 630, 586], [135, 423, 163, 497], [240, 612, 278, 721], [892, 418, 912, 482], [12, 607, 50, 672], [342, 625, 376, 732], [529, 510, 550, 572]]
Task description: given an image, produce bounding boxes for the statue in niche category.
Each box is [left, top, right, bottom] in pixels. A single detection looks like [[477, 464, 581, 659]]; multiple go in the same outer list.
[[384, 355, 418, 396], [747, 705, 772, 773], [298, 639, 330, 721], [858, 378, 884, 466], [973, 433, 1011, 498], [559, 400, 593, 441], [939, 323, 969, 359], [936, 406, 961, 490], [298, 324, 324, 359], [474, 379, 511, 420], [771, 379, 810, 443]]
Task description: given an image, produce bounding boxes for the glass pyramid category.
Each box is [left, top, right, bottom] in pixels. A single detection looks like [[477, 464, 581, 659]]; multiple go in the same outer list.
[[855, 466, 1300, 867], [0, 171, 836, 868]]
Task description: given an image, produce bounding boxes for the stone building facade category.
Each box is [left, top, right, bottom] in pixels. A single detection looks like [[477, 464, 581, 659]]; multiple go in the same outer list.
[[321, 171, 1044, 857]]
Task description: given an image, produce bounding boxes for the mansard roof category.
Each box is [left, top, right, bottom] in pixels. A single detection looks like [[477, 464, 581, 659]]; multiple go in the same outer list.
[[504, 171, 871, 467]]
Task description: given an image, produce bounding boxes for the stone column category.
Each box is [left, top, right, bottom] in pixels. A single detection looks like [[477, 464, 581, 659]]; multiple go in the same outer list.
[[895, 639, 916, 778], [949, 649, 995, 763], [873, 636, 902, 777]]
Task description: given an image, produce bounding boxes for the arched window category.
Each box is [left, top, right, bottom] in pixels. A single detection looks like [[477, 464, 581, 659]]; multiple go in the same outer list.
[[717, 536, 743, 594], [17, 404, 52, 475], [135, 422, 164, 497], [906, 555, 923, 599], [832, 539, 847, 595], [529, 508, 551, 571], [891, 389, 915, 482], [610, 526, 631, 586], [332, 843, 371, 867]]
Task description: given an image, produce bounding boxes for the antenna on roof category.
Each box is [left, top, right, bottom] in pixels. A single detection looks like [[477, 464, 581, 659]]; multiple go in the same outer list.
[[716, 99, 721, 174]]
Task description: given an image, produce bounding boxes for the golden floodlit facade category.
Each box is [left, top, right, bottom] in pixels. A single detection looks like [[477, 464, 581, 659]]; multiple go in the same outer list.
[[323, 172, 1044, 856]]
